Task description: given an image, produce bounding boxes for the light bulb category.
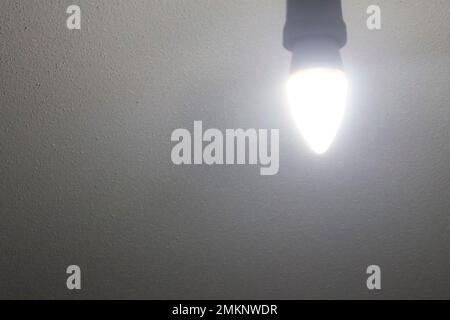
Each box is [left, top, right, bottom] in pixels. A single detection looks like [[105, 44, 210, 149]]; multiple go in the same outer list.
[[287, 68, 348, 154]]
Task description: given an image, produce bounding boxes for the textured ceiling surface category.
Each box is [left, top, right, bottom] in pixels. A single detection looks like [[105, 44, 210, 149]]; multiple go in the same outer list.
[[1, 0, 449, 299]]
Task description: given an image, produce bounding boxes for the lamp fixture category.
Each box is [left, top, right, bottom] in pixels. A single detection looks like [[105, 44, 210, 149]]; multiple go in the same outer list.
[[284, 0, 348, 154]]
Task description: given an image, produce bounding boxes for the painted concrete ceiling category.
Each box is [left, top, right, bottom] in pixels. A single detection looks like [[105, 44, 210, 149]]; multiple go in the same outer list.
[[1, 0, 449, 299]]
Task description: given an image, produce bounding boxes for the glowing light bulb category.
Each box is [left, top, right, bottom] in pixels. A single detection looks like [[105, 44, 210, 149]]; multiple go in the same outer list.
[[287, 68, 348, 154]]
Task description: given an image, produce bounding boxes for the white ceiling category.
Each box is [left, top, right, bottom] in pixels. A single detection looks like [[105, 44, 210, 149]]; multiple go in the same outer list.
[[1, 0, 450, 299]]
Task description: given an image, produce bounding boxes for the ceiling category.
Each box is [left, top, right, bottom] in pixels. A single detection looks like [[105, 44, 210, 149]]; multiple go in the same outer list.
[[1, 0, 449, 299]]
